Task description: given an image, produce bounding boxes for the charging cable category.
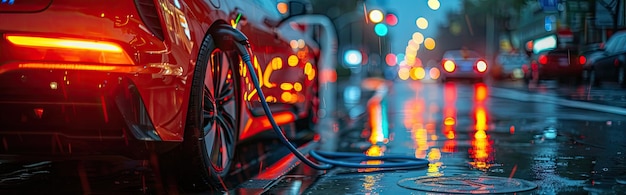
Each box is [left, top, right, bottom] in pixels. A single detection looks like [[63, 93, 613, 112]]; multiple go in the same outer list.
[[216, 24, 429, 170]]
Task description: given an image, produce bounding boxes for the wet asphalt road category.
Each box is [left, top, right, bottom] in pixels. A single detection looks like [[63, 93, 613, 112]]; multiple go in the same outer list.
[[2, 78, 626, 194], [264, 78, 626, 195]]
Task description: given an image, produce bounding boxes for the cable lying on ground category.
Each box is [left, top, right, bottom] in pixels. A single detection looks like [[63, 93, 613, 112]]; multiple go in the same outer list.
[[216, 24, 429, 170]]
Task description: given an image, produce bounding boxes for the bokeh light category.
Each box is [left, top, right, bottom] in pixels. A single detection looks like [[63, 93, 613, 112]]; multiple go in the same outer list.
[[405, 54, 416, 66], [410, 67, 426, 80], [344, 50, 362, 66], [386, 13, 398, 26], [429, 67, 440, 79], [397, 53, 405, 64], [369, 10, 384, 23], [288, 55, 299, 67], [414, 57, 423, 67], [290, 40, 298, 49], [374, 23, 388, 36], [408, 40, 420, 51], [424, 38, 436, 50], [398, 67, 410, 80], [416, 17, 429, 29], [277, 2, 288, 14], [412, 32, 424, 44], [428, 0, 440, 10], [385, 53, 397, 66], [297, 39, 305, 49]]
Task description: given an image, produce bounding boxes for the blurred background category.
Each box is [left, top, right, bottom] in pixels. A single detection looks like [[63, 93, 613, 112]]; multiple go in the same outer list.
[[307, 0, 623, 84]]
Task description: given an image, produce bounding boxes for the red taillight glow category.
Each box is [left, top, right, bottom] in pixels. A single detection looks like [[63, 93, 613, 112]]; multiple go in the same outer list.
[[6, 35, 123, 52], [443, 60, 456, 72], [579, 56, 587, 65], [5, 35, 134, 65], [476, 60, 487, 72], [538, 55, 548, 65]]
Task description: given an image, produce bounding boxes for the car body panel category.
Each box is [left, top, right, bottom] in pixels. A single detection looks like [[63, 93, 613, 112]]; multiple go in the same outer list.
[[527, 48, 583, 80], [0, 0, 320, 157], [590, 31, 626, 82]]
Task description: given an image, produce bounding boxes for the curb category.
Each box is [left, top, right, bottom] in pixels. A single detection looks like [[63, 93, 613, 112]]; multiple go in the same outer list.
[[491, 87, 626, 116]]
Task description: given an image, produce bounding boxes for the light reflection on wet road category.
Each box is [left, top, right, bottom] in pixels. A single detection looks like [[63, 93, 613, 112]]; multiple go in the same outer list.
[[2, 79, 626, 194], [297, 80, 626, 194]]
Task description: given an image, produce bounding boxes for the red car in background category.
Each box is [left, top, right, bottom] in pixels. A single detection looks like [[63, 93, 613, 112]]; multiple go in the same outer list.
[[524, 48, 585, 84], [0, 0, 319, 191]]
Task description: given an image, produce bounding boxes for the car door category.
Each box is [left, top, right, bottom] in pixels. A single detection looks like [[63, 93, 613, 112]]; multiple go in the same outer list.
[[595, 33, 626, 79]]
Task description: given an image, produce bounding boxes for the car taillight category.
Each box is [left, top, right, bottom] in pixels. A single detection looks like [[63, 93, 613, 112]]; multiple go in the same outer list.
[[4, 34, 134, 65], [443, 60, 456, 73], [476, 60, 487, 72], [538, 55, 548, 65], [579, 56, 586, 65]]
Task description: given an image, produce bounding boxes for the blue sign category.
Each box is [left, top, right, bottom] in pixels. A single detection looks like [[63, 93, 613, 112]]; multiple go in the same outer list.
[[544, 16, 555, 31], [1, 0, 15, 5], [540, 0, 559, 12]]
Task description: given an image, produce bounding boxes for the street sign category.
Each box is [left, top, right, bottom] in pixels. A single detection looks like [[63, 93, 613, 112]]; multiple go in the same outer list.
[[540, 0, 559, 12]]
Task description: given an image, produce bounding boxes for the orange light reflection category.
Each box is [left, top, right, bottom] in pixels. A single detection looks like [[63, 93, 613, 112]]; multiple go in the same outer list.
[[442, 83, 457, 153], [469, 83, 493, 170]]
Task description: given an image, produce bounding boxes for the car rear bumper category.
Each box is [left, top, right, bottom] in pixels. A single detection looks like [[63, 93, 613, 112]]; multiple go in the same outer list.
[[538, 65, 583, 79], [0, 69, 174, 158], [442, 71, 486, 79]]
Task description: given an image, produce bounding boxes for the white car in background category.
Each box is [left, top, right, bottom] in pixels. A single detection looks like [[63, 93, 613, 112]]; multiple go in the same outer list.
[[493, 51, 529, 80], [440, 49, 489, 82]]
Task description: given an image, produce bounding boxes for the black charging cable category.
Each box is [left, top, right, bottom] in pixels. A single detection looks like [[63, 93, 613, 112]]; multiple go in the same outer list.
[[215, 25, 429, 170]]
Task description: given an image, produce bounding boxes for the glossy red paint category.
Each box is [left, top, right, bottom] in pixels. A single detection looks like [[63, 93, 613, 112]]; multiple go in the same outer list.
[[0, 0, 319, 157]]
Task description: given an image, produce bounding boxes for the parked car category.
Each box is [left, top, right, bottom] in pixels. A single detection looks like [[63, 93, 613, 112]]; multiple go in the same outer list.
[[580, 42, 606, 83], [524, 48, 584, 84], [492, 51, 528, 80], [0, 0, 319, 191], [588, 31, 626, 87], [440, 48, 488, 82]]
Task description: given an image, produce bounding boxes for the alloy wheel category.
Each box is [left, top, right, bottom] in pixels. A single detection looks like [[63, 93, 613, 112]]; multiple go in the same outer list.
[[202, 50, 238, 173]]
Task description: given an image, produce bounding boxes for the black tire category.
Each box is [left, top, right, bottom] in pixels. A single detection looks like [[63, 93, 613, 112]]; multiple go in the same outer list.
[[178, 33, 243, 191]]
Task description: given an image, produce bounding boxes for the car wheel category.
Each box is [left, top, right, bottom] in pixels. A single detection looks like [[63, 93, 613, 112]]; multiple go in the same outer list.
[[589, 69, 600, 87], [179, 34, 243, 191]]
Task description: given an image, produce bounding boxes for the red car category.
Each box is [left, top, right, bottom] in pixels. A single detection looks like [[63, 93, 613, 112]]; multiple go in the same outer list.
[[524, 48, 584, 83], [0, 0, 319, 191]]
